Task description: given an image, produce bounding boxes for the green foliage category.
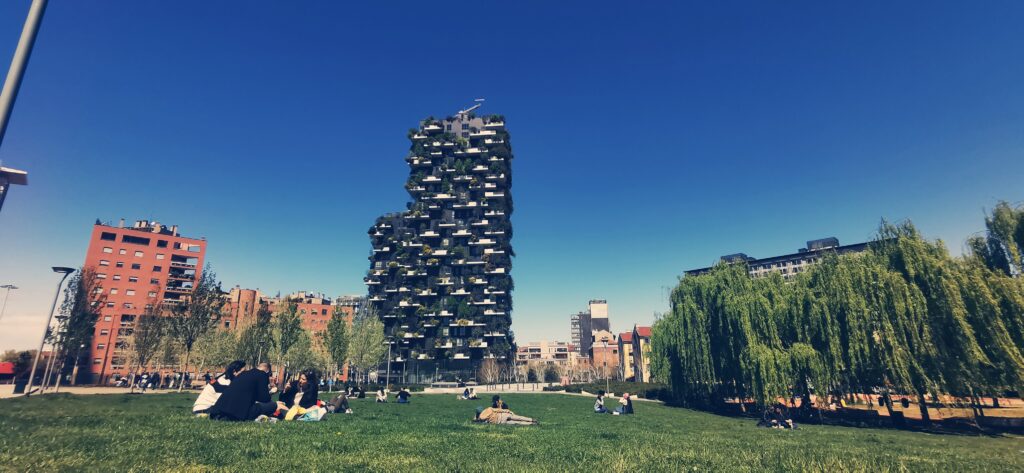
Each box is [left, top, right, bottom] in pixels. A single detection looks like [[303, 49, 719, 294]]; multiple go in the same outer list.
[[167, 264, 225, 390], [274, 302, 304, 377], [236, 304, 274, 366], [325, 307, 350, 372], [654, 219, 1024, 412], [346, 316, 387, 382], [127, 310, 167, 377], [193, 328, 238, 374]]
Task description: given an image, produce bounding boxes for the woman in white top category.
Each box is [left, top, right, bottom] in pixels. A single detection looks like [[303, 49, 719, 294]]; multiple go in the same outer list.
[[193, 360, 246, 415]]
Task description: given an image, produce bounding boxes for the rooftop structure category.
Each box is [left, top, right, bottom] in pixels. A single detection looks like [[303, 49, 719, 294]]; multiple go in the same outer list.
[[685, 237, 870, 279]]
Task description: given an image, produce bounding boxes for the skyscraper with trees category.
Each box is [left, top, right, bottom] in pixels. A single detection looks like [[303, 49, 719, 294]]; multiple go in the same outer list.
[[366, 109, 515, 383]]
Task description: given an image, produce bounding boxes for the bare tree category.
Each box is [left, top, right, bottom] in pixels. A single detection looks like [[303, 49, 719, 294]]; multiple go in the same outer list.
[[478, 358, 501, 386], [127, 306, 166, 393], [168, 264, 224, 392]]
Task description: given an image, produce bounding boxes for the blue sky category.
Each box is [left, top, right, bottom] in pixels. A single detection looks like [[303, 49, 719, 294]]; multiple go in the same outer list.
[[1, 1, 1023, 350]]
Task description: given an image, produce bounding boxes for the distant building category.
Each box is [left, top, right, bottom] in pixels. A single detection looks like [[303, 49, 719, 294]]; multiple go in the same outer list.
[[618, 331, 635, 381], [570, 299, 610, 360], [280, 291, 337, 335], [632, 325, 653, 383], [85, 219, 206, 384], [222, 287, 268, 329], [685, 237, 870, 280], [590, 329, 619, 377], [515, 340, 574, 367]]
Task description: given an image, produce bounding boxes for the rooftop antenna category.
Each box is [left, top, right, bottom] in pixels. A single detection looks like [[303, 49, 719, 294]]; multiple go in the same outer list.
[[457, 98, 485, 117]]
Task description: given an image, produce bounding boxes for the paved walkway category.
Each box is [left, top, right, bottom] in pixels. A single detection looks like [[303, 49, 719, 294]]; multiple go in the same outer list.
[[0, 384, 188, 399]]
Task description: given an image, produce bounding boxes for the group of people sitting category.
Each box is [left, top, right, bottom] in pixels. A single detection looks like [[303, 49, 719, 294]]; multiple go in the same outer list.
[[757, 403, 797, 429], [457, 387, 479, 400], [191, 361, 355, 422], [593, 390, 634, 415], [374, 387, 412, 403], [473, 395, 538, 425]]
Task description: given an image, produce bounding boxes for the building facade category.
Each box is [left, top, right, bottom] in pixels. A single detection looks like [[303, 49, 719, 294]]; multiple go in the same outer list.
[[222, 287, 267, 329], [570, 299, 611, 362], [685, 237, 870, 280], [515, 340, 574, 367], [618, 331, 635, 381], [85, 219, 206, 384], [366, 110, 514, 382], [632, 325, 652, 383]]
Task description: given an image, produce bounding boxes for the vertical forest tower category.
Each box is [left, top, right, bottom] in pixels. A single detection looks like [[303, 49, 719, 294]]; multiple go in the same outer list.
[[366, 108, 515, 382]]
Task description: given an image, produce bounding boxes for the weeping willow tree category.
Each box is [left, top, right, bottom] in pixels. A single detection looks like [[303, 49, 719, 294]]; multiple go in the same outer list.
[[653, 216, 1024, 421]]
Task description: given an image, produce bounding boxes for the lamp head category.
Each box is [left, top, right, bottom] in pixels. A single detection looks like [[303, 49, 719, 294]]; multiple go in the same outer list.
[[52, 267, 75, 275]]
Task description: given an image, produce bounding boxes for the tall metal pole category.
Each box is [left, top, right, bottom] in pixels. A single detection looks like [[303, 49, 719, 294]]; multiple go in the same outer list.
[[25, 268, 72, 396], [385, 341, 392, 389], [0, 284, 17, 322], [0, 0, 49, 146]]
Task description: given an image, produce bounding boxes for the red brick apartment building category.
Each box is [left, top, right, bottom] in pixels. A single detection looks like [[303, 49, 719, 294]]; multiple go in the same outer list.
[[84, 219, 206, 384]]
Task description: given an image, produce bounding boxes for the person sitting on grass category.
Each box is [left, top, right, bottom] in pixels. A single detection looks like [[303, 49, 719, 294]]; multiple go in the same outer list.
[[376, 388, 388, 403], [612, 392, 634, 415], [594, 390, 609, 414], [474, 399, 538, 426], [396, 387, 412, 403], [280, 370, 321, 410], [467, 388, 478, 400], [193, 360, 246, 416], [757, 404, 796, 429], [491, 394, 510, 410], [459, 387, 472, 400], [208, 362, 286, 422]]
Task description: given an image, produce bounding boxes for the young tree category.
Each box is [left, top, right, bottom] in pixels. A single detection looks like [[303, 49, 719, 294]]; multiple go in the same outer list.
[[193, 328, 238, 375], [324, 306, 350, 382], [127, 309, 166, 393], [543, 363, 561, 383], [236, 304, 274, 366], [274, 302, 303, 387], [347, 316, 386, 384], [167, 264, 224, 392], [478, 358, 501, 385], [56, 267, 105, 385]]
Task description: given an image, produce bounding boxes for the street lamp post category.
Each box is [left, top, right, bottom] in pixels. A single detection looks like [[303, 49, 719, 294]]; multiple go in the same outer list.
[[25, 266, 74, 397], [41, 313, 67, 391], [0, 284, 17, 322]]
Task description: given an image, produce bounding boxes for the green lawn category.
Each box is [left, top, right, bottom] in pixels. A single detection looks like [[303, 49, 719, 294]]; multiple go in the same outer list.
[[1, 392, 1022, 472]]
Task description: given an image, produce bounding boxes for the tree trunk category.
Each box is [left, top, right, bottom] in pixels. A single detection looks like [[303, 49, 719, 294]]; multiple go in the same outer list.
[[177, 350, 191, 393], [916, 390, 930, 422]]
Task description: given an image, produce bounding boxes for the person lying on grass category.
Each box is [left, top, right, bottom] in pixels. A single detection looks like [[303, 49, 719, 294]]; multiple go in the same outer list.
[[474, 396, 537, 425], [193, 360, 246, 416], [612, 392, 634, 415], [208, 362, 287, 422], [328, 392, 353, 414]]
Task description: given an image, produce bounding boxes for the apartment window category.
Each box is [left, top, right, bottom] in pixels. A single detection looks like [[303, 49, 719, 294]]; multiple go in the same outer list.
[[157, 240, 168, 248], [105, 302, 114, 308], [156, 253, 165, 260], [103, 316, 112, 322], [131, 264, 141, 270], [110, 288, 118, 295], [153, 266, 162, 272], [112, 275, 121, 281], [144, 304, 153, 310], [187, 244, 201, 252], [101, 232, 117, 241], [93, 359, 102, 365], [99, 260, 110, 266], [119, 249, 127, 255], [103, 247, 113, 253], [150, 278, 159, 284], [94, 288, 103, 294], [121, 235, 151, 246], [173, 242, 182, 250], [96, 344, 105, 350], [116, 262, 124, 268], [97, 273, 107, 279], [148, 292, 157, 297], [224, 321, 231, 328], [126, 290, 136, 296], [123, 303, 133, 309], [135, 251, 144, 257], [461, 123, 469, 130], [128, 276, 138, 283]]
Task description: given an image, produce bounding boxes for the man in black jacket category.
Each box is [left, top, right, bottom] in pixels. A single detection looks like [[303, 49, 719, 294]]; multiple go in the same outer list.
[[209, 362, 284, 421]]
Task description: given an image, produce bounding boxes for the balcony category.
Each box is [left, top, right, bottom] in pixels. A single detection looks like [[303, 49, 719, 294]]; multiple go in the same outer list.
[[422, 176, 441, 183], [472, 299, 496, 306], [411, 134, 427, 140], [468, 277, 487, 285], [438, 310, 453, 317], [452, 229, 471, 237], [484, 192, 505, 198], [484, 332, 506, 337], [469, 238, 495, 245], [416, 289, 437, 297], [483, 309, 506, 316], [465, 147, 484, 155], [433, 193, 455, 200], [170, 261, 196, 269], [454, 353, 471, 360], [484, 230, 505, 236], [486, 267, 507, 274], [432, 249, 448, 256], [484, 121, 504, 129], [398, 300, 421, 308], [369, 296, 385, 302], [469, 130, 496, 138], [423, 124, 442, 133], [484, 289, 505, 295], [484, 139, 505, 146], [373, 246, 392, 253], [485, 173, 506, 181], [364, 279, 381, 285], [437, 278, 453, 285], [420, 230, 440, 238], [165, 286, 191, 294], [452, 201, 479, 209], [471, 165, 489, 173], [484, 248, 505, 255], [469, 340, 488, 348], [451, 288, 470, 296], [466, 259, 485, 265], [417, 354, 433, 360]]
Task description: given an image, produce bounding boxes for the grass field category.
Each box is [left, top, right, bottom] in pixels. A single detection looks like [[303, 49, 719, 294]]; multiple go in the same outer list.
[[1, 392, 1022, 472]]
